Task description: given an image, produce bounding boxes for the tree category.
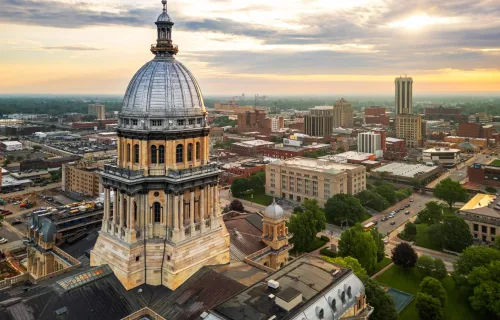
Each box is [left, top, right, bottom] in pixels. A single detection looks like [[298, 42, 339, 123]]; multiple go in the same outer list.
[[370, 228, 385, 262], [452, 246, 500, 292], [427, 224, 444, 249], [415, 293, 443, 320], [442, 216, 473, 253], [324, 194, 366, 226], [485, 186, 497, 194], [419, 276, 447, 306], [336, 146, 345, 153], [32, 145, 42, 151], [416, 255, 435, 275], [323, 256, 367, 277], [432, 258, 447, 279], [374, 182, 398, 204], [249, 171, 265, 194], [360, 276, 398, 320], [287, 210, 317, 252], [357, 190, 390, 212], [402, 222, 417, 241], [433, 178, 468, 209], [229, 199, 244, 212], [493, 237, 500, 251], [302, 199, 326, 232], [418, 201, 443, 225], [230, 178, 248, 197], [468, 260, 500, 317], [338, 225, 378, 272], [391, 242, 418, 270]]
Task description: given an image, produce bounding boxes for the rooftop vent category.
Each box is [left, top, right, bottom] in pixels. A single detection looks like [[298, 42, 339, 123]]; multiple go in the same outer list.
[[268, 279, 280, 289], [200, 311, 209, 319], [55, 307, 68, 315]]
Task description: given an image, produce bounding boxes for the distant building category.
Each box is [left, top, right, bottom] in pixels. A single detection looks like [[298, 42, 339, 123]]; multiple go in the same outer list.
[[0, 141, 23, 152], [88, 103, 106, 120], [371, 162, 440, 183], [215, 99, 268, 114], [231, 140, 275, 156], [422, 147, 461, 167], [62, 161, 103, 197], [304, 106, 335, 137], [384, 137, 407, 160], [468, 112, 492, 124], [424, 106, 461, 121], [364, 106, 389, 126], [266, 157, 366, 206], [468, 161, 500, 187], [357, 132, 383, 157], [395, 114, 422, 148], [458, 193, 500, 244], [333, 98, 354, 128], [395, 76, 413, 115], [445, 136, 488, 149], [319, 151, 376, 164], [457, 122, 496, 139]]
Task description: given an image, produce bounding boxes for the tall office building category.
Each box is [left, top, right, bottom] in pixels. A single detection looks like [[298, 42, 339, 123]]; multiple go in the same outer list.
[[395, 77, 413, 115], [304, 106, 335, 137], [88, 103, 106, 120], [395, 114, 422, 148], [333, 98, 354, 128], [358, 132, 382, 155]]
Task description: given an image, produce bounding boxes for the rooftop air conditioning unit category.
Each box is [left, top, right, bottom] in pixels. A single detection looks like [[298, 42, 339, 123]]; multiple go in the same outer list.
[[268, 280, 280, 289]]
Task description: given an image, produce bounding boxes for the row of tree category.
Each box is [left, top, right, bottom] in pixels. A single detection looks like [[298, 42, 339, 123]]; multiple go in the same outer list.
[[230, 171, 266, 198], [358, 181, 412, 212]]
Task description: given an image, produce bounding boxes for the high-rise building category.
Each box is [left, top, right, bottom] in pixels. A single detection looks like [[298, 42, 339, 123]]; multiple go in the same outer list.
[[395, 77, 413, 115], [304, 106, 335, 137], [357, 132, 382, 156], [395, 114, 422, 148], [90, 3, 229, 291], [88, 103, 106, 120], [333, 98, 354, 128]]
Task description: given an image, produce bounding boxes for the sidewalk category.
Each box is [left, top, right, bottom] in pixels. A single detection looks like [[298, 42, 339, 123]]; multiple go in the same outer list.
[[371, 262, 394, 278]]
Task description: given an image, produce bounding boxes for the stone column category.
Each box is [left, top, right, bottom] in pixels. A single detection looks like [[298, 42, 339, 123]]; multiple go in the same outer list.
[[215, 185, 220, 217], [103, 188, 109, 232], [119, 192, 124, 239], [200, 187, 205, 233], [112, 188, 118, 235], [179, 193, 184, 240], [190, 189, 195, 234], [173, 194, 179, 231], [128, 194, 133, 230]]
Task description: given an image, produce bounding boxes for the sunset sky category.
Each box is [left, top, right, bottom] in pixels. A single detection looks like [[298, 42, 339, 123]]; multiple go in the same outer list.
[[0, 0, 499, 95]]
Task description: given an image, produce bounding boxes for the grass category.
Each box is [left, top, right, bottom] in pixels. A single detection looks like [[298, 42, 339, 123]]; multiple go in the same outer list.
[[375, 265, 481, 320], [239, 193, 274, 206], [489, 159, 500, 167], [369, 257, 392, 276]]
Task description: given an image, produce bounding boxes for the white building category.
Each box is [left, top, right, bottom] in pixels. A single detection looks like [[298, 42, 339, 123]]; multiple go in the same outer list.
[[422, 147, 461, 167], [357, 132, 383, 158], [0, 141, 23, 152]]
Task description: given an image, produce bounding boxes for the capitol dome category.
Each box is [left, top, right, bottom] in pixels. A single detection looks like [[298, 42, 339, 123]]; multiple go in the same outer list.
[[264, 199, 285, 220], [120, 0, 205, 120]]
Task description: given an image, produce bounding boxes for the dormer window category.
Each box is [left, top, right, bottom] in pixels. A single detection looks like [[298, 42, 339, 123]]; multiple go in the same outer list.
[[132, 119, 138, 126]]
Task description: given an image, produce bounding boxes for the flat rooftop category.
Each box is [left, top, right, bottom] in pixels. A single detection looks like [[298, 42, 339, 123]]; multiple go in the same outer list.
[[275, 157, 362, 173], [233, 140, 275, 147], [320, 151, 374, 162], [386, 137, 405, 143], [310, 106, 334, 110], [423, 148, 460, 153], [459, 194, 500, 219], [372, 162, 438, 178]]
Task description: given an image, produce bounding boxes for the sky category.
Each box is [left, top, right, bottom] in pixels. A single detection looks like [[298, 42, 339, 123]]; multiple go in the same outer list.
[[0, 0, 499, 95]]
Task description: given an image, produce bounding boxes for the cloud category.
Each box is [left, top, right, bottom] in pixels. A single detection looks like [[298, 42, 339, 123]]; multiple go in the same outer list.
[[41, 45, 101, 51]]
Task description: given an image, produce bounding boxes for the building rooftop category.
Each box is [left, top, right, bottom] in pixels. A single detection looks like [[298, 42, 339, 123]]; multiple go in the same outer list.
[[274, 157, 362, 174], [1, 141, 22, 146], [224, 213, 267, 260], [309, 106, 334, 110], [386, 137, 405, 143], [423, 147, 461, 153], [210, 255, 365, 320], [372, 162, 438, 178], [233, 140, 275, 147], [320, 151, 374, 162]]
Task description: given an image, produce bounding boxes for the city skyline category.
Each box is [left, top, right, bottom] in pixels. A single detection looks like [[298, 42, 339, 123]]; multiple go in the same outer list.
[[1, 0, 499, 95]]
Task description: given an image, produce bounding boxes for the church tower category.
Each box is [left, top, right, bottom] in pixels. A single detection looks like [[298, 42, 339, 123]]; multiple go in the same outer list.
[[261, 200, 292, 269], [90, 0, 230, 290]]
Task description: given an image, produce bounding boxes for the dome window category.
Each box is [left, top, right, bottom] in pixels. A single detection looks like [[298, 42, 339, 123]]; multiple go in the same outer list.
[[196, 142, 200, 160], [153, 202, 161, 223], [188, 119, 195, 125], [158, 146, 165, 164], [132, 119, 138, 126], [134, 144, 140, 163], [177, 119, 185, 126], [315, 307, 324, 319], [187, 143, 193, 161], [151, 145, 157, 164], [176, 144, 184, 163]]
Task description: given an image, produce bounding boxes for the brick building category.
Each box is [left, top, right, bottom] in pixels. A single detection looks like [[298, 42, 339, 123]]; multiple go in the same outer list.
[[384, 137, 407, 160], [364, 106, 390, 126], [424, 106, 461, 121], [62, 161, 103, 197], [231, 140, 275, 156], [71, 119, 118, 130], [468, 162, 500, 187]]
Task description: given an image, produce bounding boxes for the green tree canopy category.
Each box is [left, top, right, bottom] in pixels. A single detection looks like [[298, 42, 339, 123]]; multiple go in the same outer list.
[[359, 275, 398, 320], [415, 293, 443, 320], [442, 216, 473, 253], [468, 260, 500, 317], [416, 256, 447, 279], [357, 190, 390, 212], [287, 210, 317, 252], [418, 201, 444, 225], [493, 237, 500, 251], [338, 225, 378, 272], [249, 171, 266, 193], [229, 199, 244, 212], [323, 256, 367, 277], [433, 178, 468, 208], [432, 258, 447, 279], [370, 228, 386, 262], [427, 224, 444, 249], [452, 246, 500, 292], [374, 181, 398, 204], [419, 276, 447, 306], [302, 199, 326, 232], [230, 178, 248, 197], [324, 194, 366, 226], [391, 242, 418, 270], [402, 222, 417, 241]]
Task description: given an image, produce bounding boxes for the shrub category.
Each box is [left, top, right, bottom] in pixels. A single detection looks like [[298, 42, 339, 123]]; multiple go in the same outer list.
[[485, 186, 497, 194], [320, 235, 330, 242], [320, 247, 337, 258]]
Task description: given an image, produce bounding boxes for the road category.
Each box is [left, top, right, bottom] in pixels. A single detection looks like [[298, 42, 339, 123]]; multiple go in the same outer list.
[[427, 153, 491, 188]]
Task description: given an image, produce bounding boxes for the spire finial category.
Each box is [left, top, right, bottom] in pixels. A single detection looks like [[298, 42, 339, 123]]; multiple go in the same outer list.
[[162, 0, 167, 12]]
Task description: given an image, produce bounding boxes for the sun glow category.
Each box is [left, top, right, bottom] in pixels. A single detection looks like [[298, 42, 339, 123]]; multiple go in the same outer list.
[[388, 14, 457, 30]]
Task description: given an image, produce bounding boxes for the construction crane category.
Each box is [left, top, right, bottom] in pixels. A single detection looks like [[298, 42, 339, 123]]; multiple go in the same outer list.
[[20, 193, 35, 208]]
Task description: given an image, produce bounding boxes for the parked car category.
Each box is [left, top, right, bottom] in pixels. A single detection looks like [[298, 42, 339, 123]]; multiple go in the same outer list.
[[400, 207, 405, 211], [410, 199, 414, 202], [0, 238, 8, 244], [405, 204, 410, 208], [11, 220, 23, 226], [390, 221, 396, 225], [405, 210, 411, 215]]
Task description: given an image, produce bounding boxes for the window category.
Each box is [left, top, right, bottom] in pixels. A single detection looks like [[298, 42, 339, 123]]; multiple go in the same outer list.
[[176, 144, 184, 163], [491, 227, 496, 235], [482, 235, 487, 242], [132, 119, 138, 126], [153, 202, 161, 223], [188, 119, 195, 125], [197, 118, 202, 124], [151, 145, 157, 164], [151, 119, 163, 127], [187, 143, 193, 161], [134, 144, 139, 163], [482, 225, 487, 233], [124, 119, 130, 125], [177, 119, 185, 126], [127, 143, 131, 162], [196, 142, 200, 160], [134, 202, 137, 222], [158, 145, 165, 164]]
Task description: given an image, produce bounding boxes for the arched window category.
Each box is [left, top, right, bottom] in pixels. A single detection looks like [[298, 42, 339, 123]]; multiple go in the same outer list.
[[127, 143, 131, 162], [123, 197, 128, 228], [187, 143, 193, 161], [196, 142, 200, 160], [176, 144, 183, 163], [158, 145, 165, 164], [151, 145, 157, 164], [134, 144, 139, 164], [134, 202, 137, 222], [153, 202, 161, 223]]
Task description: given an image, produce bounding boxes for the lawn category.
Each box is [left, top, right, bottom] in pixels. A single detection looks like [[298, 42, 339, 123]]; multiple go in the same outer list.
[[239, 193, 274, 206], [375, 265, 481, 320], [415, 224, 441, 251], [489, 159, 500, 167], [369, 257, 392, 276]]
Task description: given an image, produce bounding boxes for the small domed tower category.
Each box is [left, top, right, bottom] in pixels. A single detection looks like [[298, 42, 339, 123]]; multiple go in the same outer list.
[[90, 0, 230, 290], [261, 199, 293, 269]]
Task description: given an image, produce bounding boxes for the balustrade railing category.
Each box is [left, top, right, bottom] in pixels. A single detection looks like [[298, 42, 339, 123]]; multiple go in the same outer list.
[[149, 166, 166, 176], [104, 165, 145, 180], [167, 163, 218, 179]]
